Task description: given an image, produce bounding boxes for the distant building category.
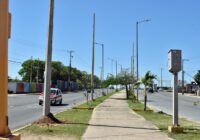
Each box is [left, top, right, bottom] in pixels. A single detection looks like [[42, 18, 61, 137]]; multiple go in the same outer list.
[[186, 82, 198, 93]]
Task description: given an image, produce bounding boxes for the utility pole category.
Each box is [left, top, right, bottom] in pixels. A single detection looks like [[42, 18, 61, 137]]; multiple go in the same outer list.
[[115, 60, 118, 78], [182, 59, 189, 95], [67, 50, 74, 83], [36, 58, 39, 83], [91, 13, 95, 100], [0, 0, 20, 139], [161, 68, 163, 88], [43, 0, 54, 116], [30, 56, 33, 83]]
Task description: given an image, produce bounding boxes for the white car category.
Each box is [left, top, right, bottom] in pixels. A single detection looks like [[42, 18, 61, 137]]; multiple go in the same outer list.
[[39, 88, 63, 105]]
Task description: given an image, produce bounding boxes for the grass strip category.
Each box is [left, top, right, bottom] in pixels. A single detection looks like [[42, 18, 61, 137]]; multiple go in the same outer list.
[[128, 95, 200, 140], [18, 91, 116, 140]]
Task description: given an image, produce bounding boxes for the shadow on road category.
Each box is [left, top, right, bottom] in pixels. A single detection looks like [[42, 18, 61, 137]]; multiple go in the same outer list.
[[51, 103, 69, 107]]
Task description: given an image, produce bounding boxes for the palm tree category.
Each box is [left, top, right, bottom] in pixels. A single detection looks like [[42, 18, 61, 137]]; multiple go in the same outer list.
[[138, 71, 156, 111]]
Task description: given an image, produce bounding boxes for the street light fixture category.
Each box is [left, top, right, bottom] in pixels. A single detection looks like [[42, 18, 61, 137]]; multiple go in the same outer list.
[[136, 19, 151, 100]]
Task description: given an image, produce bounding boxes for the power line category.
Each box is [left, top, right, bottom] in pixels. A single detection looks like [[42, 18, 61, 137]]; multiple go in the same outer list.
[[8, 60, 22, 64]]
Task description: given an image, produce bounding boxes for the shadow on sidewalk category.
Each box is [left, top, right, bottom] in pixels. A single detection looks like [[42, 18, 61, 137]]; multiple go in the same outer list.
[[65, 122, 159, 131], [109, 97, 127, 100]]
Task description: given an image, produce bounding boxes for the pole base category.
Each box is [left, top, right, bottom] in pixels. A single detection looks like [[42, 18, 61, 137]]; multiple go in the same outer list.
[[0, 134, 20, 140], [168, 125, 183, 133]]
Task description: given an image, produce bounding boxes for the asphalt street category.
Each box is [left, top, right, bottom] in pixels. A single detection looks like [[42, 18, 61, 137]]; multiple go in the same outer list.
[[8, 89, 113, 130], [138, 90, 200, 123]]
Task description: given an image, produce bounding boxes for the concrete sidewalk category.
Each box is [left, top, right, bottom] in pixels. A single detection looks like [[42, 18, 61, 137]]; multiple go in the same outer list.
[[82, 91, 173, 140]]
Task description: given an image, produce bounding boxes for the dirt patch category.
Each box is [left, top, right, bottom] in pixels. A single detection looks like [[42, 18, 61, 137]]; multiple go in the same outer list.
[[33, 113, 73, 125]]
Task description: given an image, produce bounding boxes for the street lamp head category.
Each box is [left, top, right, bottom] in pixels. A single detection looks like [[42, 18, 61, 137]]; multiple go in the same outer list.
[[138, 19, 151, 24], [145, 19, 151, 22], [95, 42, 104, 46]]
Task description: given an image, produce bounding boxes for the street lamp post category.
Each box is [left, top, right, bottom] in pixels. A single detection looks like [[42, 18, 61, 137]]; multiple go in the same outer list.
[[95, 43, 104, 81], [136, 19, 151, 100], [91, 13, 95, 101], [108, 58, 114, 76], [182, 59, 189, 95], [95, 42, 105, 95]]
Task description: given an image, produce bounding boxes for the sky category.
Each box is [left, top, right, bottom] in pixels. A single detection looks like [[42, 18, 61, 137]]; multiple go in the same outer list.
[[8, 0, 200, 86]]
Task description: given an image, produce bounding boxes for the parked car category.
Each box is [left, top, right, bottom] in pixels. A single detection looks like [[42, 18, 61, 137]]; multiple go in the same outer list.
[[148, 87, 154, 93], [39, 88, 63, 105]]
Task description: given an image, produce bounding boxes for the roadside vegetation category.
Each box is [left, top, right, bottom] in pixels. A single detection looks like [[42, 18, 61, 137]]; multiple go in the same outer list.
[[18, 91, 116, 140], [9, 59, 101, 90], [128, 93, 200, 140]]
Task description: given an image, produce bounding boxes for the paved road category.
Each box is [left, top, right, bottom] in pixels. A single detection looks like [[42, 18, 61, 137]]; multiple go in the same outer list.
[[138, 91, 200, 123], [9, 89, 114, 130]]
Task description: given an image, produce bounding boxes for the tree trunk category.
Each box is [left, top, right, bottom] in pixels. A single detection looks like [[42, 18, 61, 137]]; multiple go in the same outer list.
[[197, 87, 200, 96], [125, 84, 128, 99], [144, 86, 147, 111]]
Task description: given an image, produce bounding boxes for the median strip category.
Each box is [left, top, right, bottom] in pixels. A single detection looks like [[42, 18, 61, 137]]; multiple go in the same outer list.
[[16, 91, 116, 140], [128, 95, 200, 140]]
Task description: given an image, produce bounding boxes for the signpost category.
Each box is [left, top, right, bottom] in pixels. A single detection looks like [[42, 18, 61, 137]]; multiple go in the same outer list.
[[0, 0, 20, 139], [168, 49, 183, 133]]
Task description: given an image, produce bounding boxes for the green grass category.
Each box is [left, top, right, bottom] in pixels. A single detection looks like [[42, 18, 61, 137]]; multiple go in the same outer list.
[[19, 92, 116, 140], [128, 95, 200, 140]]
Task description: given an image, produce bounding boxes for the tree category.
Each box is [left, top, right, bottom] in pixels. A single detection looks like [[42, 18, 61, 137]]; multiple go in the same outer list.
[[18, 59, 45, 83], [194, 70, 200, 96], [138, 71, 156, 111], [102, 75, 116, 87], [117, 72, 133, 99]]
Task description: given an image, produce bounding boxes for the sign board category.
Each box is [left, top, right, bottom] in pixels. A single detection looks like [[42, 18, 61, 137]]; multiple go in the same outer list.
[[168, 49, 182, 73]]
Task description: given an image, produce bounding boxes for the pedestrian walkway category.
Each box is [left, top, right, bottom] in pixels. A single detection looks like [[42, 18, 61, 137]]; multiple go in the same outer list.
[[82, 91, 173, 140]]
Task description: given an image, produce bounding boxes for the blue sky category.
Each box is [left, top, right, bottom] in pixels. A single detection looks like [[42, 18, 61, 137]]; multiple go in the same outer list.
[[8, 0, 200, 85]]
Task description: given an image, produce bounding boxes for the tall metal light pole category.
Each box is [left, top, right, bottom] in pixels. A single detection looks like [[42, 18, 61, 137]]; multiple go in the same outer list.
[[95, 43, 104, 81], [91, 13, 95, 100], [115, 60, 118, 78], [108, 58, 114, 76], [136, 19, 151, 100], [182, 59, 189, 95], [118, 64, 122, 74], [67, 50, 74, 84], [30, 56, 33, 83], [161, 68, 163, 88], [43, 0, 54, 116], [36, 58, 40, 83], [131, 56, 133, 75], [132, 41, 135, 80]]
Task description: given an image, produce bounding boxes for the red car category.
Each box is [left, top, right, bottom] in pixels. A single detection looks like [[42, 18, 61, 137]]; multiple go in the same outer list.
[[39, 88, 63, 105]]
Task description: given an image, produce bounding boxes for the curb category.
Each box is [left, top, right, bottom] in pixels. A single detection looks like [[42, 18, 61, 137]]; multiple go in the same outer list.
[[12, 124, 31, 133]]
